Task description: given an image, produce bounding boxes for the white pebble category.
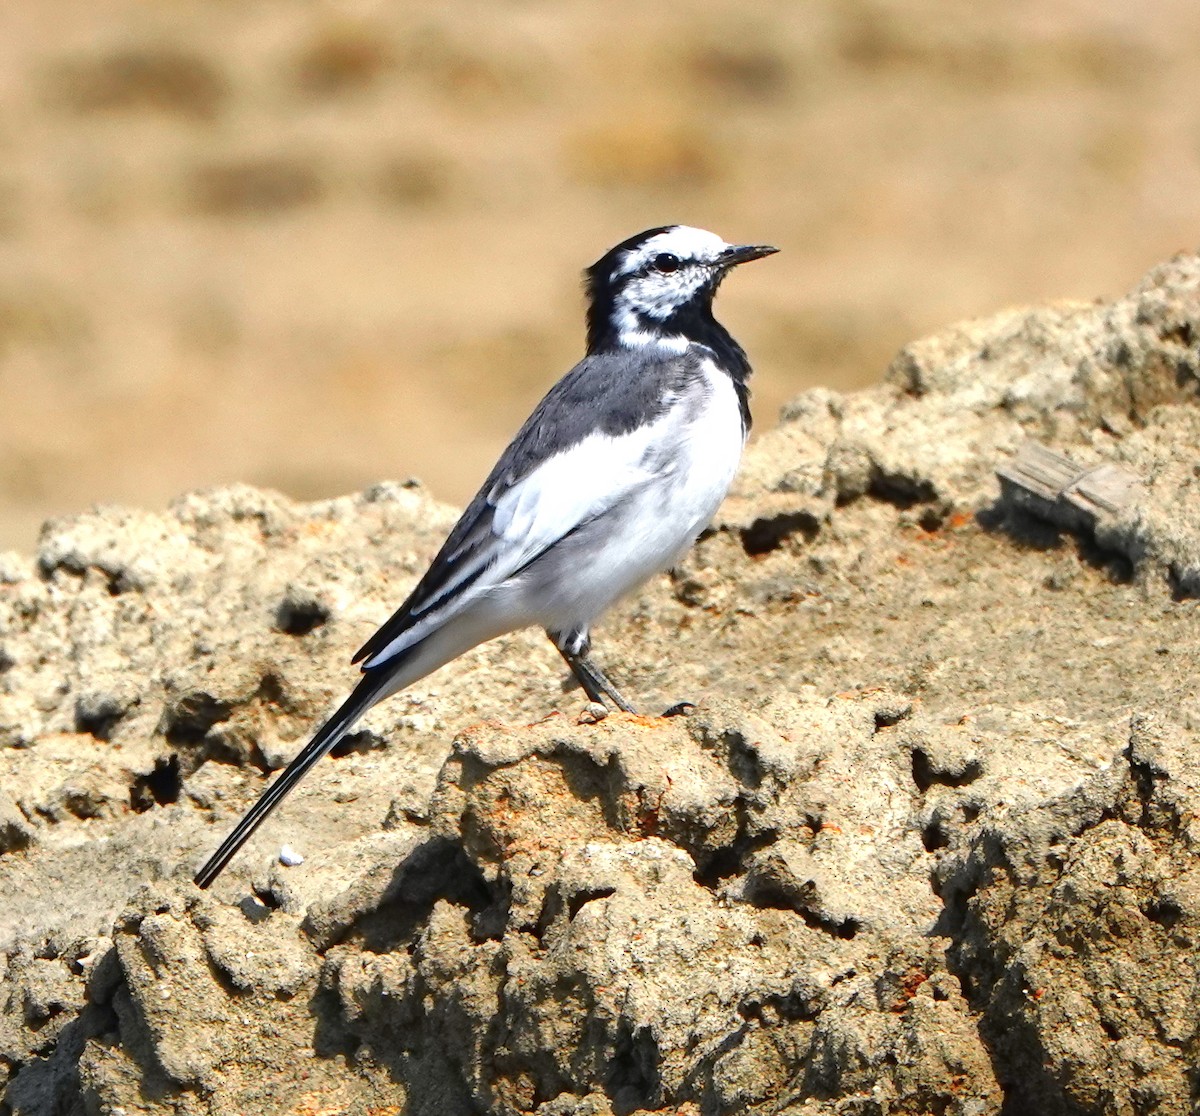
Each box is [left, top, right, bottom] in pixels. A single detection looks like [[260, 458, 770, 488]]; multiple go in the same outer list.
[[578, 702, 608, 725], [279, 845, 304, 867]]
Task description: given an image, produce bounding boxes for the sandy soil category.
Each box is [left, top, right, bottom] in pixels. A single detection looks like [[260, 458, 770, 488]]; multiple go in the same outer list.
[[1, 250, 1198, 1113]]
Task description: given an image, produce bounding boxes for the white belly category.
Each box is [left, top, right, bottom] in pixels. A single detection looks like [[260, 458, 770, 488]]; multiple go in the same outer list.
[[508, 359, 746, 633]]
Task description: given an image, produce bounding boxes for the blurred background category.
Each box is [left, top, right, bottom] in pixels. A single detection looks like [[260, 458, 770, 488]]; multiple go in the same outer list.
[[1, 0, 1198, 552]]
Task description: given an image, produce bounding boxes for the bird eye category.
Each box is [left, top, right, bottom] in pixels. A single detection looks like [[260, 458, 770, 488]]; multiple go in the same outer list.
[[653, 253, 680, 273]]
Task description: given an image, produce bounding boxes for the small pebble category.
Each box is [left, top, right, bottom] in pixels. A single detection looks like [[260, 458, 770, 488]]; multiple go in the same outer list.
[[578, 702, 608, 725], [279, 845, 304, 867]]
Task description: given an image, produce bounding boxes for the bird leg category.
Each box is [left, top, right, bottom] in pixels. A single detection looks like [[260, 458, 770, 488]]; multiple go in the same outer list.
[[548, 629, 637, 714]]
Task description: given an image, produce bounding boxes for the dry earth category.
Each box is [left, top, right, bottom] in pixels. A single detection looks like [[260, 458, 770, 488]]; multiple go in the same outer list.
[[1, 254, 1200, 1114]]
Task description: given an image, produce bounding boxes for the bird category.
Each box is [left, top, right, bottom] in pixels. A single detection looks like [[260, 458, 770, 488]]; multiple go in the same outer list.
[[193, 225, 777, 888]]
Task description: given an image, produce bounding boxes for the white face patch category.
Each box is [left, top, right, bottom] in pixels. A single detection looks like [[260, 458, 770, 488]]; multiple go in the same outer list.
[[618, 226, 730, 272], [609, 226, 732, 347]]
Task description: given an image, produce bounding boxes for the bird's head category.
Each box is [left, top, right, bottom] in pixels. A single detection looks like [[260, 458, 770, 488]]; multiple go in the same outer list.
[[584, 225, 777, 353]]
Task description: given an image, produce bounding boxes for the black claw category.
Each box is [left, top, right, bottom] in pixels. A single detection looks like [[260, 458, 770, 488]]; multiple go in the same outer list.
[[662, 701, 696, 718]]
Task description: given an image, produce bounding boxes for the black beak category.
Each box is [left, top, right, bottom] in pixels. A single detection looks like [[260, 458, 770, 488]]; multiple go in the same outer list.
[[720, 244, 780, 267]]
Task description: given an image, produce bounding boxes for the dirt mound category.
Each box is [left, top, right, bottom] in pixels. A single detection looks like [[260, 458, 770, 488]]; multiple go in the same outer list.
[[1, 253, 1198, 1113]]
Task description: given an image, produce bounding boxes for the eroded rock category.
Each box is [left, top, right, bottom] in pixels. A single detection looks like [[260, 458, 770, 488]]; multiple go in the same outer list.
[[1, 252, 1199, 1114]]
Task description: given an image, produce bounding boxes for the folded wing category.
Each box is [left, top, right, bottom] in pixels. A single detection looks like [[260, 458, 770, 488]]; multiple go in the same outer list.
[[354, 351, 694, 671]]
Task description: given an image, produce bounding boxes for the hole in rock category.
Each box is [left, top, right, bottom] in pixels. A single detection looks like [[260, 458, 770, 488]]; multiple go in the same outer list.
[[692, 828, 777, 890], [740, 510, 820, 556], [567, 887, 616, 921], [873, 708, 910, 732], [745, 877, 861, 940], [922, 820, 950, 852], [1160, 320, 1194, 347], [130, 754, 181, 812], [606, 1022, 661, 1114], [911, 749, 982, 793], [739, 988, 819, 1024], [276, 595, 330, 636], [252, 883, 282, 910], [868, 472, 937, 510], [1142, 898, 1183, 929], [918, 506, 946, 532]]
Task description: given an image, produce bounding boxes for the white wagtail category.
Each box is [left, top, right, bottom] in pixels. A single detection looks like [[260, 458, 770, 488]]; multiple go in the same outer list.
[[194, 225, 777, 887]]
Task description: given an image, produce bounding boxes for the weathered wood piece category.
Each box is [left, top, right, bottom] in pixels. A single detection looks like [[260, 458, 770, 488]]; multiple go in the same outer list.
[[996, 441, 1144, 531]]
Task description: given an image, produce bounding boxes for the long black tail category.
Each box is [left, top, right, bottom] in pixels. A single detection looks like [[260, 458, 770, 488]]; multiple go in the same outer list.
[[193, 672, 387, 889]]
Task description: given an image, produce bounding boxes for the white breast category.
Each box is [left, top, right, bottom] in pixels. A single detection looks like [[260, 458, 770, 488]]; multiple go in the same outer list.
[[503, 356, 747, 633], [667, 358, 745, 549]]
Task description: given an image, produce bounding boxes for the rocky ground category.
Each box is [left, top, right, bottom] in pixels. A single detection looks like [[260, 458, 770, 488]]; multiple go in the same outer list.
[[1, 253, 1199, 1114]]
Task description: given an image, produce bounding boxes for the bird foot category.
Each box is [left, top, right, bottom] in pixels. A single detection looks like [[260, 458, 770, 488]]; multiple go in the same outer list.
[[661, 701, 696, 719]]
